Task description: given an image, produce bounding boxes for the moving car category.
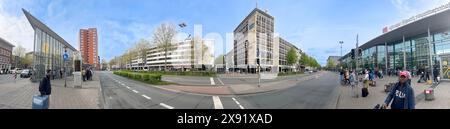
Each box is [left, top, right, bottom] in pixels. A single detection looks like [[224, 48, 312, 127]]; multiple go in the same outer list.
[[20, 69, 32, 78]]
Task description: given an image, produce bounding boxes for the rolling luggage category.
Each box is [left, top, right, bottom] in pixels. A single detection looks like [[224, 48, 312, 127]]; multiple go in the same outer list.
[[32, 95, 49, 109], [362, 88, 369, 97]]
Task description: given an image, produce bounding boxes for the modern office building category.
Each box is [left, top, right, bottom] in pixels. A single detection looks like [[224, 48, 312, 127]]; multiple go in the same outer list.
[[233, 8, 276, 73], [130, 39, 214, 71], [229, 8, 302, 73], [279, 37, 302, 72], [0, 37, 14, 74], [339, 2, 450, 79], [79, 28, 99, 70], [23, 9, 77, 81]]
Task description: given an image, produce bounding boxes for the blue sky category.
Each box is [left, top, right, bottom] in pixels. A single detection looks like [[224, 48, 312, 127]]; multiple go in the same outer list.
[[0, 0, 449, 66]]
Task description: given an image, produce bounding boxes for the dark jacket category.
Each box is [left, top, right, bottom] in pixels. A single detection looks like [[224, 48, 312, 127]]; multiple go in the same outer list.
[[384, 82, 415, 109], [39, 76, 52, 95]]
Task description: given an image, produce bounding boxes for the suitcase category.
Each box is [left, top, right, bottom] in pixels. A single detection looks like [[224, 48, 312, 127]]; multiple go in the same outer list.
[[384, 84, 391, 93], [362, 88, 369, 97], [32, 95, 49, 109], [370, 81, 376, 87]]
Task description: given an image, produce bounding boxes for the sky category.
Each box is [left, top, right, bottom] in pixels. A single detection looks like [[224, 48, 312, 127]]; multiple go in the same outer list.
[[0, 0, 449, 66]]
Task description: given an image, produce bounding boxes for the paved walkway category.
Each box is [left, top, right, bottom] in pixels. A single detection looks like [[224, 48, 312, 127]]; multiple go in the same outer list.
[[155, 72, 323, 96], [0, 72, 102, 109], [416, 81, 450, 109], [336, 75, 435, 109]]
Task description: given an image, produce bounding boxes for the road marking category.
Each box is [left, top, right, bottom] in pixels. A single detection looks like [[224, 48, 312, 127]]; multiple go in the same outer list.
[[210, 77, 216, 85], [132, 90, 139, 93], [232, 97, 245, 109], [126, 86, 130, 89], [142, 95, 151, 100], [160, 103, 174, 109], [212, 96, 223, 109], [217, 77, 225, 85]]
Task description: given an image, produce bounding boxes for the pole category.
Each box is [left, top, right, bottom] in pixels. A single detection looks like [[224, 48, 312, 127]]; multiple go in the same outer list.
[[428, 27, 434, 82], [403, 35, 406, 71]]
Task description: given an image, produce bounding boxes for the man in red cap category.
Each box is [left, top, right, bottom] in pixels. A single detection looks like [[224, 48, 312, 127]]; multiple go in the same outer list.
[[382, 71, 415, 109]]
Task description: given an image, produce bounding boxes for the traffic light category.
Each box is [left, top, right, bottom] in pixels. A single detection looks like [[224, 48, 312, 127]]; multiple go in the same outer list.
[[358, 48, 363, 56], [351, 49, 355, 59]]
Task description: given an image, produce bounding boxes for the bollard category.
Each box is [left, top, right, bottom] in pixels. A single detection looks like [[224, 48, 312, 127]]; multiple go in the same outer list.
[[424, 88, 435, 101]]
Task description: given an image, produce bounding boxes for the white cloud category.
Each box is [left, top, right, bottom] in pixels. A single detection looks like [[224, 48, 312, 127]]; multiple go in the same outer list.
[[391, 0, 450, 19], [0, 1, 34, 52]]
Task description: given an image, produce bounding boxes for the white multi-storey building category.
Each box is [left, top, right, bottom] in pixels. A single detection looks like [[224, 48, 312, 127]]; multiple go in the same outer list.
[[130, 39, 214, 71]]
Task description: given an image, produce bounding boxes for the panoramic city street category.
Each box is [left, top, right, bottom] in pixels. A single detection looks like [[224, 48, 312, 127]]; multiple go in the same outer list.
[[0, 0, 450, 111]]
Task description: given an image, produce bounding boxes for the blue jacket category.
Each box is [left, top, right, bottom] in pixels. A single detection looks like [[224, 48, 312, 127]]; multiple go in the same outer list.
[[384, 82, 415, 109], [39, 76, 52, 95]]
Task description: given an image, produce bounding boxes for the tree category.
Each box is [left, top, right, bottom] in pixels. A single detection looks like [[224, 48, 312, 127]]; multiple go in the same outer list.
[[214, 54, 224, 65], [12, 44, 27, 68], [135, 39, 151, 70], [13, 44, 27, 58], [101, 59, 108, 70], [22, 54, 33, 68], [124, 48, 137, 70], [326, 58, 336, 69], [152, 22, 177, 71], [286, 48, 298, 71]]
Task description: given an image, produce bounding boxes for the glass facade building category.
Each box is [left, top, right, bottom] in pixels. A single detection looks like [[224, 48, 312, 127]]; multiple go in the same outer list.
[[23, 9, 77, 81], [340, 7, 450, 79]]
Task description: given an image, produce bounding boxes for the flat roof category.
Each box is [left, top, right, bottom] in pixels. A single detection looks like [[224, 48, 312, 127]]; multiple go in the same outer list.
[[234, 8, 274, 33], [22, 9, 77, 51], [0, 37, 15, 48], [359, 9, 450, 50], [341, 8, 450, 61]]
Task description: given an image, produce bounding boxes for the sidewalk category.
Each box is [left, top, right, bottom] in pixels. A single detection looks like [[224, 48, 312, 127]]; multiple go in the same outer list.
[[0, 73, 102, 109], [416, 81, 450, 109], [155, 72, 323, 96], [336, 75, 434, 109]]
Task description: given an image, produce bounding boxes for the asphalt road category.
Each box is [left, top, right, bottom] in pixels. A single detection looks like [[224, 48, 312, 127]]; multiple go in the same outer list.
[[100, 71, 234, 109], [233, 71, 340, 109], [98, 71, 340, 109]]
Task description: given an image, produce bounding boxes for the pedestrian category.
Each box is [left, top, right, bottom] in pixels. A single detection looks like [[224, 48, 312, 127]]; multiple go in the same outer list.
[[433, 67, 439, 83], [60, 69, 63, 79], [379, 70, 383, 79], [38, 70, 52, 109], [349, 70, 358, 97], [382, 71, 415, 109], [82, 69, 86, 81]]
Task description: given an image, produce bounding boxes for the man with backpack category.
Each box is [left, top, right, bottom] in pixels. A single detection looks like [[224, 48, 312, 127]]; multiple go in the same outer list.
[[382, 71, 415, 109]]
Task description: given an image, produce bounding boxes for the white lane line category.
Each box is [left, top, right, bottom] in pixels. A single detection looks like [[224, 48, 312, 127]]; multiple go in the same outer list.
[[160, 103, 174, 109], [126, 86, 130, 89], [142, 95, 151, 100], [232, 97, 245, 109], [212, 96, 223, 109], [217, 77, 225, 85], [210, 77, 216, 85], [132, 90, 139, 93]]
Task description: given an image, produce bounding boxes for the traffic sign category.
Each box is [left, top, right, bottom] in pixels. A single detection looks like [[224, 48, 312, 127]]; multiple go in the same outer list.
[[63, 53, 69, 61]]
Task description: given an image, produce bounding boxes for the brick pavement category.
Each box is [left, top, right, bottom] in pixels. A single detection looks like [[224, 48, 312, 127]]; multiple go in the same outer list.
[[0, 72, 101, 109]]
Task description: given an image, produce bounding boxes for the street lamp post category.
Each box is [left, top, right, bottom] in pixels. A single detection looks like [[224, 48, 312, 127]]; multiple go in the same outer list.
[[339, 41, 344, 57]]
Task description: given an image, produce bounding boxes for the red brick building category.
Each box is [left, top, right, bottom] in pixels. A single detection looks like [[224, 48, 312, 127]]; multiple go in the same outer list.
[[79, 28, 99, 70]]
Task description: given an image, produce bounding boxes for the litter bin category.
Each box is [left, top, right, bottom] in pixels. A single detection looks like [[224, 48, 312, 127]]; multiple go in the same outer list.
[[424, 88, 435, 101]]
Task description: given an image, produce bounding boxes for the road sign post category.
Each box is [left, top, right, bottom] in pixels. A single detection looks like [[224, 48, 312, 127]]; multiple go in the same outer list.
[[63, 49, 68, 88]]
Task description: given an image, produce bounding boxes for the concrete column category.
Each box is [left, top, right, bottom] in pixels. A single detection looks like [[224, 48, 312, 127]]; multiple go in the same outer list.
[[428, 27, 434, 80], [385, 42, 388, 74], [403, 35, 406, 70]]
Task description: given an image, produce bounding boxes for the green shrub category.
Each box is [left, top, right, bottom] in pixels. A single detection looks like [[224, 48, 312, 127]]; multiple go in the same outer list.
[[143, 74, 150, 81]]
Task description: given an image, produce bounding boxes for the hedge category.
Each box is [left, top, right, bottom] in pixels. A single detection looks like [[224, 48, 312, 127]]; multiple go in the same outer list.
[[113, 71, 165, 85]]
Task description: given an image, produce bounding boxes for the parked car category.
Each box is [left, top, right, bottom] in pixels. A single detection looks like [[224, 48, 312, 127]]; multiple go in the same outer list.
[[20, 69, 32, 78], [11, 68, 22, 74]]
